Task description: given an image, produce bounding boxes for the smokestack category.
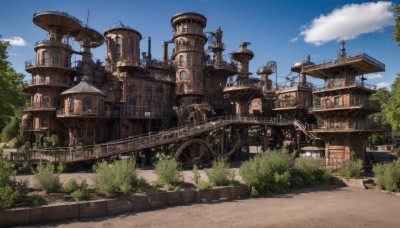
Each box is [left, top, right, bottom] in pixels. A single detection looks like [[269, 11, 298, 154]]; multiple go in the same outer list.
[[162, 41, 168, 63], [148, 37, 152, 61]]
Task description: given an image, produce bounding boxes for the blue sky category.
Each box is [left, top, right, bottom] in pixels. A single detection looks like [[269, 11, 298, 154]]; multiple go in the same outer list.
[[1, 0, 399, 89]]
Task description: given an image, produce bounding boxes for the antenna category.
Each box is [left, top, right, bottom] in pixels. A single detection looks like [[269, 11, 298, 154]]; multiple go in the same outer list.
[[86, 10, 90, 27]]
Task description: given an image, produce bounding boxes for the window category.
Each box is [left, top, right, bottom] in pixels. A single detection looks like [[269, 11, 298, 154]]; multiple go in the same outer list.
[[127, 97, 136, 116], [143, 99, 150, 113], [43, 51, 49, 65], [115, 37, 121, 61], [144, 86, 152, 97], [53, 51, 62, 66], [333, 72, 341, 86], [334, 96, 342, 107], [40, 117, 48, 128], [187, 54, 192, 67], [98, 99, 105, 115], [84, 97, 93, 111], [156, 101, 161, 115], [128, 85, 136, 95], [87, 128, 93, 138], [179, 55, 184, 67], [53, 97, 60, 109], [69, 96, 74, 112], [41, 95, 50, 108], [180, 71, 188, 81]]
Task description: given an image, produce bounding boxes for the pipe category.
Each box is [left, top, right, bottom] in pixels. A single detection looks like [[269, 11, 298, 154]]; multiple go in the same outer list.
[[162, 41, 168, 63], [148, 37, 152, 61]]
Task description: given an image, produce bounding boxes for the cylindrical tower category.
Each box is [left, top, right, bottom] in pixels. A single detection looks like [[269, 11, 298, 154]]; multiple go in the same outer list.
[[231, 42, 254, 79], [171, 12, 207, 105], [22, 11, 82, 147], [104, 22, 142, 74]]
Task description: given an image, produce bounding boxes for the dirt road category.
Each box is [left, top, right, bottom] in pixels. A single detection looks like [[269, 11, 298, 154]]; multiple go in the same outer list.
[[32, 185, 400, 228]]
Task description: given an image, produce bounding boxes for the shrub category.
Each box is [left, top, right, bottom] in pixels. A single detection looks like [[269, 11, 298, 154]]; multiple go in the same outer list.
[[339, 159, 363, 178], [373, 160, 400, 192], [70, 180, 90, 201], [18, 161, 33, 174], [294, 157, 331, 186], [93, 158, 138, 197], [64, 179, 79, 193], [240, 149, 294, 197], [29, 194, 46, 206], [154, 157, 182, 189], [192, 165, 201, 186], [197, 181, 210, 190], [205, 157, 234, 186], [34, 163, 60, 193], [136, 177, 155, 193], [0, 156, 28, 209]]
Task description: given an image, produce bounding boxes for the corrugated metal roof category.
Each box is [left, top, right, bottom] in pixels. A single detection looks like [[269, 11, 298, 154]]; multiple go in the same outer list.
[[61, 79, 106, 96]]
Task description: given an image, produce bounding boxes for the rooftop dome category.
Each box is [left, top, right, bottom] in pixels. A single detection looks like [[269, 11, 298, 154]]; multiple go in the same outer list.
[[61, 77, 105, 96]]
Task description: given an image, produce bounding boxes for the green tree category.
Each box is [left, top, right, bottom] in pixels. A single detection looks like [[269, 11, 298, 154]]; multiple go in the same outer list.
[[0, 37, 28, 133], [392, 5, 400, 46], [383, 75, 400, 132], [368, 87, 391, 146]]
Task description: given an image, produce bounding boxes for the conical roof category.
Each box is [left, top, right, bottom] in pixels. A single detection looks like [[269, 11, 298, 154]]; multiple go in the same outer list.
[[61, 78, 105, 96]]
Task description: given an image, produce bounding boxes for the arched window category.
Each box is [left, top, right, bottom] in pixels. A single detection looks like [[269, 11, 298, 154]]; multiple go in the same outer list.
[[41, 95, 50, 108], [83, 97, 92, 111], [43, 51, 49, 65], [187, 54, 192, 67], [179, 55, 184, 67], [127, 97, 136, 116], [53, 51, 62, 66], [69, 96, 74, 112], [143, 99, 150, 113], [180, 71, 188, 81]]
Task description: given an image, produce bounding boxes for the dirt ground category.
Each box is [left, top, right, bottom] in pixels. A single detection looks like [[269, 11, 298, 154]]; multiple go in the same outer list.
[[16, 168, 400, 228]]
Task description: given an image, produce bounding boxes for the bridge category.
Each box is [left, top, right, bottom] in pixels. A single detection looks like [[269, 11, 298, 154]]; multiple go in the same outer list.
[[10, 116, 292, 166]]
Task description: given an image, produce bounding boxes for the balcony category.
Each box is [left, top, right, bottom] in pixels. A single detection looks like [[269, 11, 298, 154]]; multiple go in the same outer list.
[[116, 60, 141, 68], [276, 81, 314, 93], [25, 59, 73, 72], [206, 60, 237, 72], [35, 39, 72, 50], [173, 28, 206, 38], [125, 111, 174, 119], [309, 100, 380, 112], [23, 78, 70, 89], [309, 121, 391, 133], [273, 99, 308, 111], [56, 109, 110, 118], [24, 103, 57, 112], [313, 80, 376, 94]]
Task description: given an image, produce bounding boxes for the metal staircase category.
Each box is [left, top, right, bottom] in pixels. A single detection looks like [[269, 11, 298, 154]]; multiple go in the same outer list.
[[293, 119, 320, 140]]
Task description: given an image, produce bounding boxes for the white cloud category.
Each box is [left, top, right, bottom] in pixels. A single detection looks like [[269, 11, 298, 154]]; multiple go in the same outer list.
[[300, 1, 395, 45], [1, 37, 27, 46], [377, 82, 390, 89], [289, 37, 298, 43], [367, 73, 384, 80]]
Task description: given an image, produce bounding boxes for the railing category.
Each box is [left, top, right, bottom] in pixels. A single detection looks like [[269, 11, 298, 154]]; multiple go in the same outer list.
[[349, 53, 385, 70], [24, 103, 57, 111], [276, 81, 314, 91], [310, 100, 380, 111], [11, 116, 293, 164], [313, 80, 377, 92], [309, 121, 390, 132], [274, 99, 306, 109], [56, 109, 109, 117], [206, 60, 237, 71], [25, 59, 72, 69], [147, 59, 173, 69], [35, 40, 71, 49], [33, 11, 83, 24], [116, 60, 141, 68], [224, 81, 261, 89], [174, 28, 205, 36], [24, 78, 70, 87], [126, 111, 174, 119]]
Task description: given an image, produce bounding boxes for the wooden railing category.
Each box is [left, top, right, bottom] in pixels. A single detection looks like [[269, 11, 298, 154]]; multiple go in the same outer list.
[[10, 116, 293, 164]]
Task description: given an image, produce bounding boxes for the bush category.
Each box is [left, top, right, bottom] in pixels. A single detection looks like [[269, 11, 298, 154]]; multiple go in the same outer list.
[[240, 149, 294, 197], [64, 179, 79, 193], [0, 156, 28, 209], [192, 165, 201, 186], [294, 157, 331, 186], [34, 163, 60, 193], [339, 159, 363, 178], [373, 160, 400, 192], [205, 157, 234, 186], [17, 161, 33, 174], [70, 180, 90, 201], [28, 194, 46, 206], [154, 157, 182, 189], [93, 158, 138, 197]]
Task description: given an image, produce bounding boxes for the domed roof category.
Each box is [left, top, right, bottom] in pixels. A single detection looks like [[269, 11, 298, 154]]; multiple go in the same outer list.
[[61, 77, 105, 96], [231, 42, 254, 60], [291, 55, 314, 72], [256, 66, 273, 75]]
